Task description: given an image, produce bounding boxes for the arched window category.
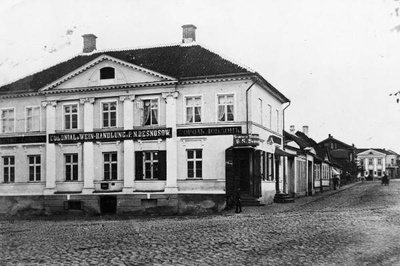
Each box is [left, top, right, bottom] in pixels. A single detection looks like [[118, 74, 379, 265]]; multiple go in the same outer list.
[[100, 67, 115, 79]]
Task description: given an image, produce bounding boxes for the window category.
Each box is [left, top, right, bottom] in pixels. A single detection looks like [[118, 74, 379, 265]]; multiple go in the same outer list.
[[3, 156, 15, 183], [378, 159, 382, 165], [378, 170, 382, 177], [104, 152, 117, 180], [186, 96, 201, 123], [276, 109, 279, 131], [65, 154, 78, 181], [135, 151, 166, 181], [1, 109, 14, 133], [64, 104, 78, 130], [28, 155, 41, 182], [143, 151, 159, 179], [143, 99, 158, 126], [267, 104, 272, 129], [187, 149, 202, 178], [258, 99, 263, 125], [368, 159, 373, 165], [100, 67, 115, 79], [26, 106, 40, 132], [102, 101, 117, 128], [217, 94, 234, 122]]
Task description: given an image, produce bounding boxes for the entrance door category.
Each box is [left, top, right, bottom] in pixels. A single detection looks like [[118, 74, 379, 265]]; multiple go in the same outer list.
[[100, 196, 117, 214]]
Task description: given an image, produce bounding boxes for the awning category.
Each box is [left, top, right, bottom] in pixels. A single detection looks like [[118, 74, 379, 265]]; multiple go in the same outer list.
[[275, 147, 296, 157], [332, 168, 340, 175]]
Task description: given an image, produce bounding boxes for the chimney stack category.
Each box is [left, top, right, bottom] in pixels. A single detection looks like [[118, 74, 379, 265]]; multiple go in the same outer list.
[[182, 24, 197, 43], [82, 34, 97, 53], [303, 126, 309, 136], [290, 125, 295, 134]]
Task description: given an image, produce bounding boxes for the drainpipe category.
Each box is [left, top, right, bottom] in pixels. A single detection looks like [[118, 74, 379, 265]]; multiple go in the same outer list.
[[246, 78, 258, 135], [282, 101, 291, 194]]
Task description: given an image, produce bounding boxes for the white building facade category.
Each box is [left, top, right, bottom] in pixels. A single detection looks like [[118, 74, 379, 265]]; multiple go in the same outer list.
[[0, 25, 289, 215]]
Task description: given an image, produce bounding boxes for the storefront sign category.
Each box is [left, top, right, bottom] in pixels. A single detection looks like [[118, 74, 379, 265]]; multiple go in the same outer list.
[[177, 126, 242, 137], [49, 128, 172, 144], [233, 134, 260, 147], [0, 135, 46, 145]]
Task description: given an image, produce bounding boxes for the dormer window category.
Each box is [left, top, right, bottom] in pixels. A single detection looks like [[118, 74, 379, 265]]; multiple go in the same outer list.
[[100, 67, 115, 79]]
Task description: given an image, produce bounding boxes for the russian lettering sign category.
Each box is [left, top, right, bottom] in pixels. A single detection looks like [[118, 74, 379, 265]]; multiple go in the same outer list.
[[233, 134, 260, 147], [177, 126, 242, 137]]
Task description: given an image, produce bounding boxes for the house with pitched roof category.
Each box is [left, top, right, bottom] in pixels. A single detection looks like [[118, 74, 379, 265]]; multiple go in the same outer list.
[[0, 25, 290, 215], [357, 148, 399, 179]]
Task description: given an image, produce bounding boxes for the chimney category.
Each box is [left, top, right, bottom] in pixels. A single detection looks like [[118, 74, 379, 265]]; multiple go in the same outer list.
[[182, 24, 197, 43], [290, 125, 295, 134], [303, 126, 309, 136], [82, 34, 97, 53]]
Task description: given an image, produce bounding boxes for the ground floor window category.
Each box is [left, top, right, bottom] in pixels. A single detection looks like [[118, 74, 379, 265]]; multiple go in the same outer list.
[[315, 164, 320, 180], [135, 151, 166, 180], [28, 155, 41, 181], [378, 170, 382, 177], [187, 149, 202, 178], [104, 152, 117, 180], [65, 154, 78, 181], [3, 156, 14, 183]]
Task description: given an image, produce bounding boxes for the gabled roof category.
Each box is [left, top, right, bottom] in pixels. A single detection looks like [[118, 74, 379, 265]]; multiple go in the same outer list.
[[319, 135, 355, 149], [357, 148, 396, 156], [0, 44, 289, 103]]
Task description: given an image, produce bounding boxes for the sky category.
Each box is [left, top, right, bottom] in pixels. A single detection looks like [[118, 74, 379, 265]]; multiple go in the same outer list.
[[1, 0, 400, 152]]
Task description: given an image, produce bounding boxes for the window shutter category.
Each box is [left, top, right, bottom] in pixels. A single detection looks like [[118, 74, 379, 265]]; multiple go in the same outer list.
[[135, 151, 143, 180], [158, 150, 167, 180]]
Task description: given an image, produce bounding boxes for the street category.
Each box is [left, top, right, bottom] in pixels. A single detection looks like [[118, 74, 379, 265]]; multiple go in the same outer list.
[[1, 180, 400, 265]]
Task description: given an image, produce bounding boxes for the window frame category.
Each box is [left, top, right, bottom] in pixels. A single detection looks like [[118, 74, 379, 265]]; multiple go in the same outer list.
[[187, 149, 203, 179], [143, 151, 159, 179], [142, 97, 159, 126], [184, 95, 203, 124], [267, 104, 272, 129], [62, 103, 79, 130], [64, 153, 79, 181], [28, 155, 41, 182], [1, 108, 15, 133], [25, 106, 41, 132], [3, 156, 15, 183], [100, 67, 116, 80], [216, 93, 235, 122], [100, 100, 118, 129], [103, 152, 118, 181]]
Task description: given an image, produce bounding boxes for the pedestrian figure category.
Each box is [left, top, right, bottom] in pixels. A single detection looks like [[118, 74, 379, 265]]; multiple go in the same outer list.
[[382, 172, 389, 186], [235, 188, 242, 213], [361, 176, 366, 183], [333, 175, 340, 190]]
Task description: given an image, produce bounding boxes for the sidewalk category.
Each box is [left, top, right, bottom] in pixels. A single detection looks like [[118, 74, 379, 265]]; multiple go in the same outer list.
[[222, 181, 361, 216]]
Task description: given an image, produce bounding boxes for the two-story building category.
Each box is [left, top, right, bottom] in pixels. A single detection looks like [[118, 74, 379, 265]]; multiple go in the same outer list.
[[0, 25, 290, 215], [357, 148, 399, 179]]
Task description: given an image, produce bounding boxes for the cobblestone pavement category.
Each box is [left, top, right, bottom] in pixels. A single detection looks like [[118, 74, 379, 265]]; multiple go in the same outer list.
[[2, 180, 400, 265]]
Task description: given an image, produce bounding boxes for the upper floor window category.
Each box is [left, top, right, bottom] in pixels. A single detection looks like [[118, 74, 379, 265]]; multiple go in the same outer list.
[[267, 104, 272, 129], [378, 159, 382, 165], [143, 99, 158, 126], [276, 109, 279, 131], [64, 104, 78, 130], [186, 96, 201, 123], [3, 156, 15, 183], [1, 108, 14, 133], [102, 101, 117, 128], [368, 159, 373, 165], [26, 106, 40, 132], [100, 67, 115, 80], [217, 94, 234, 122], [258, 98, 263, 125]]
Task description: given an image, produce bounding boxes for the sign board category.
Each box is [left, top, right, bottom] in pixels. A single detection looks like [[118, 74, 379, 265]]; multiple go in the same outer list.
[[49, 128, 172, 144], [233, 134, 260, 147], [0, 135, 46, 145], [177, 126, 242, 137]]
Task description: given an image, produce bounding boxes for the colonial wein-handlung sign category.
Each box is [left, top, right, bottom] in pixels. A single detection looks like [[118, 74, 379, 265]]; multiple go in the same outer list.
[[233, 134, 260, 147], [49, 128, 172, 144]]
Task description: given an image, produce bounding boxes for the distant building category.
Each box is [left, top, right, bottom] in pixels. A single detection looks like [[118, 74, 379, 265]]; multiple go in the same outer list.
[[357, 149, 399, 179], [0, 25, 290, 215]]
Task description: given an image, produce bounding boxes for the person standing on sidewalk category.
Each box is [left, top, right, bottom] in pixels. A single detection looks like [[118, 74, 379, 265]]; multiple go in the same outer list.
[[235, 188, 242, 213]]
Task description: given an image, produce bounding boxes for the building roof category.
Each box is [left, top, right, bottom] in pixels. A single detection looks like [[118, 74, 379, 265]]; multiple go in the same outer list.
[[0, 44, 289, 102], [319, 134, 355, 149], [357, 148, 398, 156]]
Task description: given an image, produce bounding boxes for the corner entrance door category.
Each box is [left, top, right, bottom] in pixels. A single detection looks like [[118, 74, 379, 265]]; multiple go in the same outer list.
[[100, 196, 117, 214]]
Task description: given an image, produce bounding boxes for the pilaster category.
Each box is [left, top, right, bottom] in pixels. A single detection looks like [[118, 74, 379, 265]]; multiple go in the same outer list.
[[120, 95, 135, 192], [80, 97, 95, 193], [42, 101, 57, 194]]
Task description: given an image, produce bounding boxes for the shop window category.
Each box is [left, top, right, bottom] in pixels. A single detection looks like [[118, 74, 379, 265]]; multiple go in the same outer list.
[[135, 151, 166, 180], [187, 149, 202, 178], [143, 99, 158, 126], [26, 106, 40, 132], [217, 94, 234, 122], [3, 156, 15, 183], [186, 96, 202, 123], [28, 155, 41, 182], [102, 101, 117, 128], [104, 152, 117, 180], [100, 67, 115, 80], [1, 108, 14, 133], [65, 154, 78, 181], [64, 104, 78, 130]]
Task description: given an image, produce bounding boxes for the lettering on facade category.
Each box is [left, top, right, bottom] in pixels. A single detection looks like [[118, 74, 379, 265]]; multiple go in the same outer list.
[[233, 134, 260, 147], [0, 135, 46, 145], [177, 126, 242, 137], [49, 128, 172, 144]]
